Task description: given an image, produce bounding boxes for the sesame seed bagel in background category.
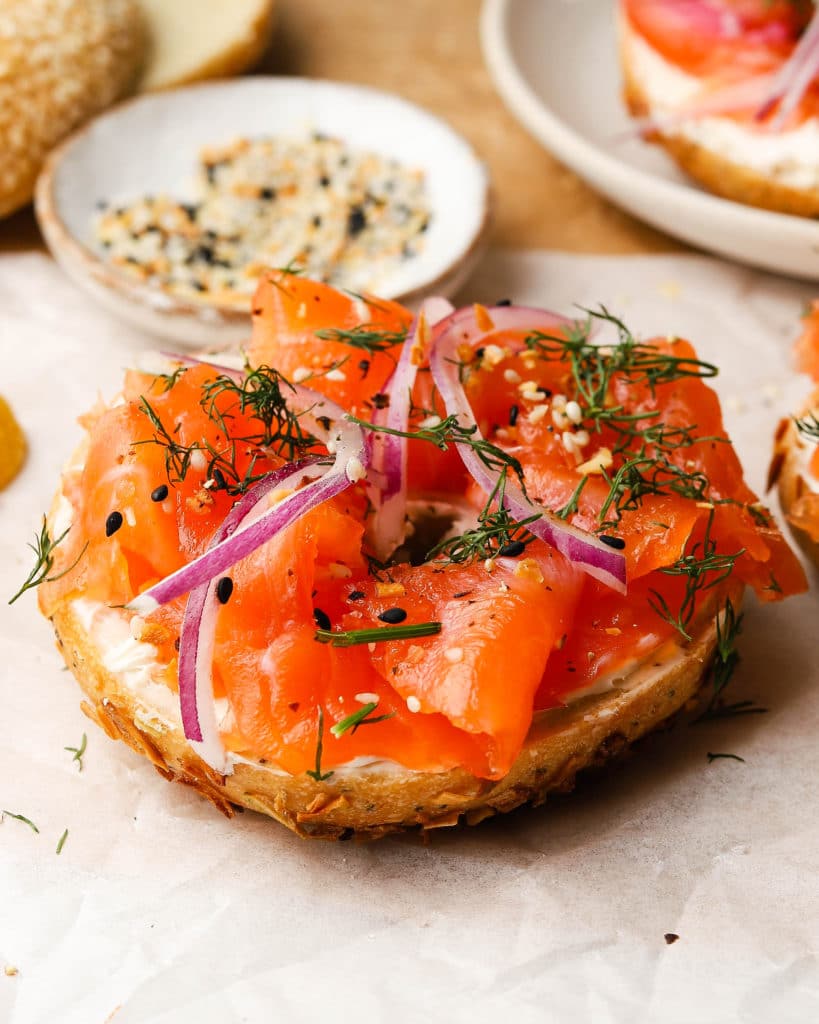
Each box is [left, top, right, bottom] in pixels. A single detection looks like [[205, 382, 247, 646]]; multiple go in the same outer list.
[[0, 0, 147, 220], [44, 583, 726, 840], [134, 0, 276, 92]]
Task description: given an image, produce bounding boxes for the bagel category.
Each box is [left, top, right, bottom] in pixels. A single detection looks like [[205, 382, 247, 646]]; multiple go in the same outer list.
[[33, 276, 805, 839], [769, 395, 819, 568], [619, 2, 819, 218], [0, 0, 146, 220], [45, 590, 725, 839]]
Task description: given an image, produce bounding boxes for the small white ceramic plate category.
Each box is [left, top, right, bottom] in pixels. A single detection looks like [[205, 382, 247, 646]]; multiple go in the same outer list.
[[481, 0, 819, 282], [36, 78, 490, 348]]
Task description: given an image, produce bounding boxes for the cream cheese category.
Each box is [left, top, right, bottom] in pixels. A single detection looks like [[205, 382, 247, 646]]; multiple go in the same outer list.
[[625, 23, 819, 191]]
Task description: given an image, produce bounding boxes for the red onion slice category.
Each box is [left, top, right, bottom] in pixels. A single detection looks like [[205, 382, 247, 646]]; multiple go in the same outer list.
[[755, 11, 819, 126], [368, 297, 454, 560], [429, 305, 627, 593], [178, 459, 322, 771]]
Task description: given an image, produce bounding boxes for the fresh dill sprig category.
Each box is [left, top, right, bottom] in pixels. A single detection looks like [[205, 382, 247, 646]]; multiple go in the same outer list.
[[315, 621, 442, 647], [648, 513, 744, 642], [315, 323, 408, 354], [428, 474, 540, 563], [306, 706, 334, 782], [1, 810, 39, 834], [694, 598, 768, 722], [200, 366, 320, 462], [794, 412, 819, 443], [55, 829, 68, 854], [330, 702, 396, 738], [9, 518, 87, 606], [137, 397, 199, 484], [64, 733, 87, 772]]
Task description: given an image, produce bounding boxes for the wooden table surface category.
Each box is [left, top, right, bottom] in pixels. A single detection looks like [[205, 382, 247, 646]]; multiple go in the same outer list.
[[0, 0, 679, 257]]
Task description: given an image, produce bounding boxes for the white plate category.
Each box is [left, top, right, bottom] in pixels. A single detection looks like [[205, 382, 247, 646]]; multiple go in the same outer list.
[[481, 0, 819, 282], [35, 78, 490, 348]]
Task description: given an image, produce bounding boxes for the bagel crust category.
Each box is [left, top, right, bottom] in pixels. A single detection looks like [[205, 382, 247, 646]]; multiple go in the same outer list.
[[620, 25, 819, 218], [45, 594, 725, 840], [769, 399, 819, 569]]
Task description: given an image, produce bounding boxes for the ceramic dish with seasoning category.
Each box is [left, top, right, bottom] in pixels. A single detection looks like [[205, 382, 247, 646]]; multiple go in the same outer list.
[[36, 78, 491, 347]]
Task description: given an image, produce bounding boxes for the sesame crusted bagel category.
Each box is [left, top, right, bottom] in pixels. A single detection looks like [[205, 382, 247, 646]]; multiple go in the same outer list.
[[135, 0, 275, 93], [769, 396, 819, 569], [0, 0, 146, 220], [31, 277, 805, 840], [45, 592, 724, 839]]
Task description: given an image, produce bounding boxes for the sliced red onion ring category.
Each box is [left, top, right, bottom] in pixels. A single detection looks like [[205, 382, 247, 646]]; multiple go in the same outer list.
[[428, 304, 627, 593], [754, 11, 819, 127], [368, 297, 454, 560], [178, 458, 322, 771]]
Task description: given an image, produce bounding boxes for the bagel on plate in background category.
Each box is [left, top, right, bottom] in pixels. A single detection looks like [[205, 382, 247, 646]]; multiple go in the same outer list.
[[619, 0, 819, 217]]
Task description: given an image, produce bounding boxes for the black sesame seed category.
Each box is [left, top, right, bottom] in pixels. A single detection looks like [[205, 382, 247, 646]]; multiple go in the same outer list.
[[174, 637, 181, 652], [359, 358, 370, 379], [348, 590, 365, 602], [347, 206, 366, 236], [105, 511, 123, 537], [600, 535, 626, 550], [372, 393, 390, 410], [151, 484, 169, 503], [312, 214, 322, 228], [211, 468, 227, 490], [319, 174, 331, 187], [497, 540, 526, 558], [378, 607, 407, 624], [316, 415, 332, 431], [181, 203, 199, 221], [314, 608, 332, 631], [475, 347, 485, 359], [496, 298, 512, 306], [509, 404, 519, 427], [259, 187, 276, 201], [194, 244, 215, 265], [216, 576, 234, 604]]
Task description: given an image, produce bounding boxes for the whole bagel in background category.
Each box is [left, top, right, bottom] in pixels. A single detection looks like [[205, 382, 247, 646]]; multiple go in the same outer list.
[[0, 0, 146, 220]]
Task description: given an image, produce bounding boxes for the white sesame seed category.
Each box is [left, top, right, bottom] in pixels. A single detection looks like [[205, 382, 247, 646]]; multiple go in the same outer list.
[[562, 431, 578, 454], [292, 367, 312, 383], [325, 368, 346, 382], [552, 409, 569, 429], [406, 695, 422, 713], [518, 379, 539, 393], [528, 404, 548, 425], [326, 439, 338, 455], [328, 562, 352, 579], [444, 647, 463, 663], [482, 344, 506, 367], [297, 302, 308, 319], [346, 456, 366, 482], [565, 400, 583, 425], [504, 368, 521, 384], [574, 429, 590, 447], [190, 449, 207, 472], [484, 557, 496, 573], [368, 642, 376, 653], [124, 507, 136, 527], [355, 692, 380, 705], [418, 414, 442, 429]]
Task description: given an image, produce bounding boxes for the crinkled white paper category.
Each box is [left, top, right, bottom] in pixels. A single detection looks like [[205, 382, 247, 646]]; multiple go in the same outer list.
[[1, 251, 818, 1024]]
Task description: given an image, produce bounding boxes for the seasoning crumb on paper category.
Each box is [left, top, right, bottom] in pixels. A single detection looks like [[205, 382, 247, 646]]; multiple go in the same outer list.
[[664, 933, 680, 945], [4, 965, 19, 977]]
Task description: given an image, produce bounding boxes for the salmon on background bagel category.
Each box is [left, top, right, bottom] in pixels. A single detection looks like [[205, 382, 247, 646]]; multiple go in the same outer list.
[[770, 300, 819, 568], [29, 273, 805, 839], [619, 0, 819, 217]]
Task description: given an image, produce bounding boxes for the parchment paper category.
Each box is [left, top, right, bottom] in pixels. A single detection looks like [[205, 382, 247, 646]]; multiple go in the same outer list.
[[1, 250, 817, 1024]]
